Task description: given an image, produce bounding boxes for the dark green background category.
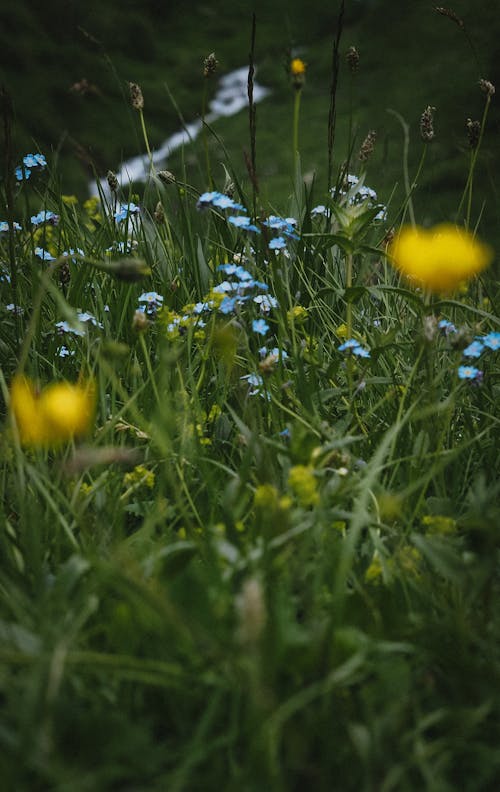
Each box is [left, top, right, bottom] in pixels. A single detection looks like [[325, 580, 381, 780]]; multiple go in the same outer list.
[[1, 0, 499, 240]]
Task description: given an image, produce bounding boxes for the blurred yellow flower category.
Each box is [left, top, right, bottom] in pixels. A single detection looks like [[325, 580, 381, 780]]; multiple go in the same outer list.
[[290, 58, 306, 76], [10, 376, 95, 448], [389, 224, 492, 293]]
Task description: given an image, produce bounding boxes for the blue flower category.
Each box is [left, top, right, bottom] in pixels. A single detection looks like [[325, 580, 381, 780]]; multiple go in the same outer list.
[[15, 153, 46, 181], [228, 215, 260, 233], [311, 205, 329, 217], [352, 345, 371, 358], [197, 191, 246, 212], [263, 215, 299, 239], [252, 318, 269, 336], [77, 311, 103, 329], [15, 166, 31, 181], [31, 210, 59, 227], [138, 291, 164, 306], [241, 372, 267, 397], [438, 318, 457, 335], [338, 339, 360, 352], [35, 247, 55, 261], [6, 303, 24, 316], [217, 263, 253, 281], [219, 296, 237, 314], [482, 331, 500, 351], [0, 221, 22, 232], [462, 340, 484, 358], [338, 338, 370, 358], [114, 203, 140, 222], [259, 346, 288, 360], [458, 365, 482, 382], [24, 154, 46, 169], [269, 236, 287, 250], [55, 321, 86, 337], [254, 294, 278, 312]]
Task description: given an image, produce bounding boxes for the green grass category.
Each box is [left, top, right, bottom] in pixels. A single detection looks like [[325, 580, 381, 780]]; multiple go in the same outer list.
[[1, 4, 500, 789]]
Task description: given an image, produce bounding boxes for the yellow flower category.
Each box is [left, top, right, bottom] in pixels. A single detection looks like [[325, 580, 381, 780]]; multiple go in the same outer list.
[[389, 224, 492, 293], [288, 465, 319, 507], [290, 58, 306, 76], [10, 376, 95, 448]]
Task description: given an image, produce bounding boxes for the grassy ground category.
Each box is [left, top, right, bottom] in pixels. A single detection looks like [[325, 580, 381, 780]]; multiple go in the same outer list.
[[1, 2, 500, 789]]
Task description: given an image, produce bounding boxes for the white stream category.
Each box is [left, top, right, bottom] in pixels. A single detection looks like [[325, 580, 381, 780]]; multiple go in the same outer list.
[[90, 66, 270, 196]]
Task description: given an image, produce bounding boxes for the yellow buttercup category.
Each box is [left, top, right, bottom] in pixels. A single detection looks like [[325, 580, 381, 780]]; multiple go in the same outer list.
[[389, 224, 492, 293], [10, 376, 96, 448]]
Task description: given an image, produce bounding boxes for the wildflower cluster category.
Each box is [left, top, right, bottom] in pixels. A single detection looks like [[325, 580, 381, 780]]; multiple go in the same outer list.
[[14, 153, 47, 181]]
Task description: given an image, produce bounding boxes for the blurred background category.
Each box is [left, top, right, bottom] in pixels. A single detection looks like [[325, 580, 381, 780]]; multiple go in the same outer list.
[[1, 0, 499, 240]]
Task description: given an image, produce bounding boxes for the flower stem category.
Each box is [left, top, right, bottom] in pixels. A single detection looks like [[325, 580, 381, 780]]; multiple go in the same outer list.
[[293, 88, 302, 172]]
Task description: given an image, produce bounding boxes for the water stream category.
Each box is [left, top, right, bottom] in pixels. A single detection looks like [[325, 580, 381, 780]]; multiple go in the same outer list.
[[90, 66, 270, 196]]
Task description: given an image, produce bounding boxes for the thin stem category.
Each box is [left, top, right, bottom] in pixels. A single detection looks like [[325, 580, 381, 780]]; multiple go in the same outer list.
[[292, 89, 302, 172], [457, 95, 491, 229]]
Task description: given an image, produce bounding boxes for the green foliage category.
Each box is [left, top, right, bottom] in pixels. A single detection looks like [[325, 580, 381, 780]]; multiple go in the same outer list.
[[1, 4, 500, 788]]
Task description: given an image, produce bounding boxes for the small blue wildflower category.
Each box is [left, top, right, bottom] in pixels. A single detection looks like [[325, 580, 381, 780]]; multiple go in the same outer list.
[[219, 296, 237, 314], [252, 280, 269, 292], [241, 372, 267, 397], [58, 345, 75, 358], [228, 215, 260, 233], [15, 154, 46, 181], [338, 339, 361, 352], [254, 294, 278, 312], [482, 331, 500, 351], [311, 205, 328, 217], [462, 340, 484, 358], [138, 291, 164, 307], [269, 236, 287, 250], [458, 365, 483, 382], [31, 210, 59, 227], [352, 345, 371, 358], [0, 221, 22, 232], [259, 346, 288, 360], [35, 247, 55, 261], [24, 154, 46, 169], [438, 319, 457, 335], [55, 321, 86, 337], [211, 194, 245, 211], [15, 166, 31, 181], [339, 338, 370, 358], [62, 248, 85, 263], [252, 318, 269, 336], [374, 207, 387, 222], [279, 427, 291, 439], [6, 303, 24, 316], [77, 311, 103, 329], [114, 203, 140, 222], [264, 215, 300, 240], [193, 301, 211, 314], [0, 269, 11, 283]]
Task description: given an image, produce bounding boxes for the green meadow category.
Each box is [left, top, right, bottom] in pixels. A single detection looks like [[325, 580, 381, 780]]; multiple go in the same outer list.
[[1, 1, 499, 789]]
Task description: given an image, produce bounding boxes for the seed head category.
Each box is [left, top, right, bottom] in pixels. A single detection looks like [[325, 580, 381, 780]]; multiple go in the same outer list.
[[236, 578, 266, 645], [434, 7, 464, 27], [107, 169, 118, 193], [157, 169, 176, 185], [203, 52, 218, 78], [129, 82, 144, 111], [358, 130, 377, 162], [132, 309, 150, 333], [420, 105, 436, 142], [154, 201, 165, 224], [466, 118, 481, 149], [479, 78, 495, 97], [346, 46, 360, 74]]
